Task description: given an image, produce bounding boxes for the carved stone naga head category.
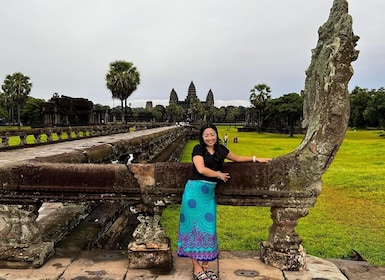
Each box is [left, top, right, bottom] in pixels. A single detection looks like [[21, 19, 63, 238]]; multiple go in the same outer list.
[[214, 0, 360, 208], [291, 0, 360, 191]]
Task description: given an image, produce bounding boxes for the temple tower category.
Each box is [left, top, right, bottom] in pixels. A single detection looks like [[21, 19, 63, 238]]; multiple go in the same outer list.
[[169, 88, 178, 104], [206, 89, 214, 107], [185, 81, 197, 105]]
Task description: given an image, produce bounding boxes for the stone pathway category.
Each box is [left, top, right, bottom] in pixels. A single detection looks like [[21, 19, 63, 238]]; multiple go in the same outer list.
[[0, 126, 175, 167], [0, 250, 384, 280]]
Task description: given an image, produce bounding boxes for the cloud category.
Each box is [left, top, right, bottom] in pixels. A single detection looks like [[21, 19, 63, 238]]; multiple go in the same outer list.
[[0, 0, 383, 108]]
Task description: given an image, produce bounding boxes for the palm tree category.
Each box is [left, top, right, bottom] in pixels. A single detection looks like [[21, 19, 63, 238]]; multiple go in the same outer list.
[[105, 60, 140, 123], [249, 83, 271, 132], [190, 97, 205, 122], [0, 90, 14, 123], [166, 103, 183, 122], [1, 72, 32, 125]]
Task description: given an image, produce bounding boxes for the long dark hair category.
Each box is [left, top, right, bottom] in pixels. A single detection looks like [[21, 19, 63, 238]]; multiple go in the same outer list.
[[199, 123, 227, 161]]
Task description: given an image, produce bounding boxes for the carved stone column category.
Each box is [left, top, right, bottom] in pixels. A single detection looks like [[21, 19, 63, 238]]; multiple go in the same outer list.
[[260, 207, 309, 271], [127, 205, 172, 270], [0, 204, 54, 268]]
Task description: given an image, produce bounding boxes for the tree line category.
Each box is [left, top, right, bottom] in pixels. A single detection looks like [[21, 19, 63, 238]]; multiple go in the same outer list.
[[350, 86, 385, 129], [0, 60, 384, 131]]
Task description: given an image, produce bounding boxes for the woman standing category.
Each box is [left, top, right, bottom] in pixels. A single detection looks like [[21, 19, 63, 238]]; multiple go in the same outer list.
[[177, 123, 271, 280]]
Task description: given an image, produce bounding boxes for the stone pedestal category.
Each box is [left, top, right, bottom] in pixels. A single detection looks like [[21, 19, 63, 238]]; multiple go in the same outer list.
[[261, 241, 306, 271], [0, 204, 55, 268], [126, 210, 173, 270], [127, 240, 172, 270], [260, 207, 309, 271]]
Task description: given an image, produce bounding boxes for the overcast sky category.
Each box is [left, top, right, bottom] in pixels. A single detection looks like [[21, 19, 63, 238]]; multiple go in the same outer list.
[[1, 0, 384, 108]]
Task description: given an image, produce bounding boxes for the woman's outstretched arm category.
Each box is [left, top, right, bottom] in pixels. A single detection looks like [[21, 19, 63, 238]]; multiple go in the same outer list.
[[226, 151, 272, 163]]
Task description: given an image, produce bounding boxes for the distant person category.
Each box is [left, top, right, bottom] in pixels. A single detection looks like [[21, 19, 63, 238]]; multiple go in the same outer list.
[[233, 136, 238, 143], [223, 133, 228, 147], [177, 123, 272, 280]]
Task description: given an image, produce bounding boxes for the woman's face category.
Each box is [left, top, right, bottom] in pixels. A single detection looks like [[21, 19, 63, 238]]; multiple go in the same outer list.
[[202, 127, 217, 147]]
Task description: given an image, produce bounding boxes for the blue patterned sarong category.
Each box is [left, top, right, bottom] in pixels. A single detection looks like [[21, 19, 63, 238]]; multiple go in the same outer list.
[[177, 180, 219, 261]]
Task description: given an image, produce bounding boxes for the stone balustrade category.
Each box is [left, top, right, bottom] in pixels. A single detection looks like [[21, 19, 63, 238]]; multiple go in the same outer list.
[[0, 123, 167, 150], [0, 126, 190, 269]]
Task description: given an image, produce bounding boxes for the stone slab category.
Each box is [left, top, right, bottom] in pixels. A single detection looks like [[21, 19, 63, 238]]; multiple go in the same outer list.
[[284, 255, 348, 280], [58, 250, 129, 280], [0, 257, 72, 280], [329, 258, 385, 280]]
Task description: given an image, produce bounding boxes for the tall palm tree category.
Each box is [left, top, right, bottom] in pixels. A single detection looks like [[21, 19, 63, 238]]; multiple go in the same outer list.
[[250, 83, 271, 132], [105, 60, 140, 123], [1, 72, 32, 125], [190, 97, 204, 122], [0, 90, 14, 123], [166, 103, 183, 122]]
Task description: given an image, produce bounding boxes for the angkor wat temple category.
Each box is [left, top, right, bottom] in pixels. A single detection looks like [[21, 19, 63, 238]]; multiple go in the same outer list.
[[169, 81, 214, 109]]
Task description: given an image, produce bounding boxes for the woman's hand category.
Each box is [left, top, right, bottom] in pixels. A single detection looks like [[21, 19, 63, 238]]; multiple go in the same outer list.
[[256, 157, 273, 163], [217, 171, 230, 182]]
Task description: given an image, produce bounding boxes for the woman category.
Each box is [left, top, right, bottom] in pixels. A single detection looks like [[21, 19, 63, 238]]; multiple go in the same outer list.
[[177, 123, 271, 280]]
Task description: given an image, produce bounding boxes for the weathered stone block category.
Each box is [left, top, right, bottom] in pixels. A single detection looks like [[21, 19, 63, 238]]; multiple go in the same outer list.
[[0, 241, 54, 269], [127, 241, 172, 270], [260, 241, 306, 271]]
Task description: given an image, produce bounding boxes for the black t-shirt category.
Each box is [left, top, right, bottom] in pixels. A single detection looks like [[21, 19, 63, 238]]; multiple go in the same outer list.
[[190, 144, 229, 182]]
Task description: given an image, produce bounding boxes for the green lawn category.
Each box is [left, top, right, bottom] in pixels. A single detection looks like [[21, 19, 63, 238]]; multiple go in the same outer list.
[[161, 126, 385, 266]]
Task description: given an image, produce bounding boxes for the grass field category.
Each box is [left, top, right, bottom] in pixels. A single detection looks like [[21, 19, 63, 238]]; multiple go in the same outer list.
[[161, 126, 385, 266]]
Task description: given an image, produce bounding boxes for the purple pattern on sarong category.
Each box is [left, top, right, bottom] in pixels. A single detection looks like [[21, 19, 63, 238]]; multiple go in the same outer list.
[[177, 223, 219, 261]]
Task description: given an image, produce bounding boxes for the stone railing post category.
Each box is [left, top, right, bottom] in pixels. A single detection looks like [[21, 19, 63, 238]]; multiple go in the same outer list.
[[0, 203, 54, 268], [0, 133, 9, 147], [20, 132, 28, 146], [34, 132, 41, 144], [127, 204, 172, 270], [46, 129, 53, 142], [260, 207, 309, 271]]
